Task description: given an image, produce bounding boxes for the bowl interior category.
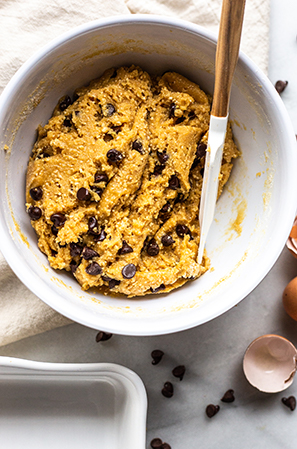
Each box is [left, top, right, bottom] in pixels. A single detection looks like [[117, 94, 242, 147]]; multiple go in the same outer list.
[[0, 16, 296, 335]]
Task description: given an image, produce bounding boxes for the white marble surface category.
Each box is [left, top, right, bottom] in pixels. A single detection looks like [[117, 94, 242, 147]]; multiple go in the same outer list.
[[1, 1, 297, 447]]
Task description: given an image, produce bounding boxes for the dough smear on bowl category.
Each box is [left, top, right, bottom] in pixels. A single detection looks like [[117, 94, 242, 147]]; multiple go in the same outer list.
[[26, 66, 239, 297]]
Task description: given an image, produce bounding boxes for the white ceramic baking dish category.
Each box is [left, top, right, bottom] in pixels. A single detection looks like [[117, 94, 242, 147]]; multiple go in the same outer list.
[[0, 357, 147, 448]]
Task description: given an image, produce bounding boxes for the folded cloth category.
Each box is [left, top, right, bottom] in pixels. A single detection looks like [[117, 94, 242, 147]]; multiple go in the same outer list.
[[0, 0, 270, 347]]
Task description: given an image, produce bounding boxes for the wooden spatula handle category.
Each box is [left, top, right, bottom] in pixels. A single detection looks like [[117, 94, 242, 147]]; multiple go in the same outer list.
[[212, 0, 246, 118]]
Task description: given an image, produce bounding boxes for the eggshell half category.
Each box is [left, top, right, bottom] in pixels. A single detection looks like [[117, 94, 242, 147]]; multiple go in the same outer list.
[[243, 334, 297, 393]]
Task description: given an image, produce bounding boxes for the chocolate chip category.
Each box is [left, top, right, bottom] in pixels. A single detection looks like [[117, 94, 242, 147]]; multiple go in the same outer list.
[[28, 206, 42, 220], [105, 103, 116, 116], [176, 224, 191, 238], [103, 134, 113, 142], [175, 116, 185, 124], [59, 95, 72, 111], [162, 442, 170, 449], [51, 225, 59, 236], [159, 202, 171, 221], [169, 103, 176, 118], [102, 275, 121, 289], [77, 187, 91, 201], [93, 228, 107, 242], [50, 212, 66, 227], [221, 389, 235, 403], [118, 240, 133, 255], [85, 262, 102, 275], [94, 172, 108, 183], [151, 349, 164, 365], [157, 150, 169, 164], [196, 142, 207, 159], [132, 140, 144, 154], [90, 185, 103, 197], [88, 216, 98, 232], [206, 404, 220, 418], [150, 438, 163, 449], [147, 239, 159, 256], [70, 242, 83, 257], [111, 125, 122, 133], [29, 186, 43, 201], [150, 284, 166, 293], [174, 192, 184, 204], [96, 331, 113, 342], [172, 365, 186, 381], [168, 175, 180, 190], [153, 164, 166, 176], [70, 260, 79, 273], [63, 117, 72, 127], [188, 110, 196, 120], [282, 396, 296, 411], [275, 80, 288, 94], [122, 263, 136, 279], [107, 148, 123, 164], [82, 246, 99, 260], [161, 234, 175, 247], [162, 382, 174, 398]]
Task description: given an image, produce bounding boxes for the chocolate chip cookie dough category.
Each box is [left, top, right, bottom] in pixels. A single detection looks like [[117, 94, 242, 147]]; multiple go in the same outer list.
[[26, 66, 239, 297]]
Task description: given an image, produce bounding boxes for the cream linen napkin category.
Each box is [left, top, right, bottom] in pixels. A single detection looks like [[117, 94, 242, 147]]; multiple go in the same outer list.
[[0, 0, 270, 347]]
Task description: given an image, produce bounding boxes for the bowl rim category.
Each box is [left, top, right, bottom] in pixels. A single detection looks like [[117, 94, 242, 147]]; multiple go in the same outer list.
[[1, 14, 297, 336]]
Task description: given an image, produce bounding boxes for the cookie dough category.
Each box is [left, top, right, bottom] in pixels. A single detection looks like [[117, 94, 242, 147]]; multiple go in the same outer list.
[[26, 66, 239, 297]]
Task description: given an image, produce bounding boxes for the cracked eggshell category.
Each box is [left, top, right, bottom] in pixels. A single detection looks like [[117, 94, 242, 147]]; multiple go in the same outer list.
[[243, 334, 297, 393], [286, 217, 297, 259]]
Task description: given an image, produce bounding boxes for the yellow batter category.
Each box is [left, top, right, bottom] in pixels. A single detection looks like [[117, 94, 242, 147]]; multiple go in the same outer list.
[[26, 66, 239, 297]]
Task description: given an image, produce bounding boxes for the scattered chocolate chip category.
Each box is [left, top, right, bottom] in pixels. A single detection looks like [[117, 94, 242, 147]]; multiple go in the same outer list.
[[275, 80, 288, 94], [175, 116, 185, 124], [196, 142, 207, 159], [161, 442, 169, 449], [103, 133, 113, 142], [168, 175, 180, 190], [107, 148, 123, 164], [206, 404, 220, 418], [85, 262, 102, 276], [174, 192, 184, 204], [150, 284, 166, 293], [82, 246, 99, 260], [63, 117, 72, 127], [150, 438, 163, 449], [94, 172, 108, 183], [172, 365, 186, 381], [153, 164, 166, 176], [50, 212, 66, 227], [151, 349, 164, 365], [59, 95, 72, 111], [122, 263, 136, 279], [157, 150, 169, 164], [93, 228, 107, 242], [118, 240, 133, 255], [132, 140, 144, 154], [29, 186, 43, 201], [221, 389, 235, 403], [159, 202, 171, 221], [162, 382, 174, 398], [90, 185, 103, 197], [70, 242, 83, 257], [111, 125, 122, 133], [169, 103, 176, 118], [176, 224, 191, 238], [147, 239, 159, 256], [70, 259, 79, 273], [188, 110, 196, 120], [161, 234, 175, 247], [282, 396, 296, 411], [96, 331, 113, 342], [28, 206, 42, 220], [105, 103, 116, 116], [77, 187, 91, 201], [51, 225, 59, 236]]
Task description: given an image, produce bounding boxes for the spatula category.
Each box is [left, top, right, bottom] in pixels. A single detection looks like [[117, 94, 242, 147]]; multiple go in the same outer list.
[[198, 0, 246, 264]]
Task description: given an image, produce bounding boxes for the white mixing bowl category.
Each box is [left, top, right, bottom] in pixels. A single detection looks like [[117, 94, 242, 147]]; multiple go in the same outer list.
[[0, 15, 296, 336]]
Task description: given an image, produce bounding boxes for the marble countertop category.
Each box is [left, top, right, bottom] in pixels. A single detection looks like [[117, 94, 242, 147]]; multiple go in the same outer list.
[[1, 1, 297, 447]]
